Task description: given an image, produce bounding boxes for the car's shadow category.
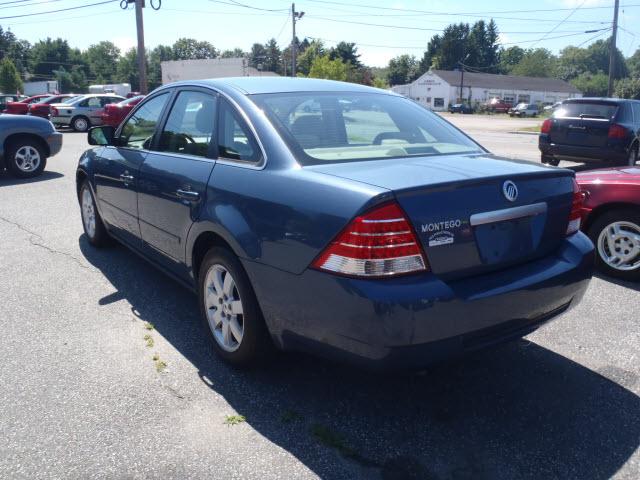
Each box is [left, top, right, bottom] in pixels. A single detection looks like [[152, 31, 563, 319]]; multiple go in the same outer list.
[[79, 236, 640, 479], [594, 272, 640, 292], [0, 170, 64, 186]]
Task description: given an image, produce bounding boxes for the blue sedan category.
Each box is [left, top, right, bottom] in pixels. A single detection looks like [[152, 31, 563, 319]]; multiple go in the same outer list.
[[76, 77, 594, 369]]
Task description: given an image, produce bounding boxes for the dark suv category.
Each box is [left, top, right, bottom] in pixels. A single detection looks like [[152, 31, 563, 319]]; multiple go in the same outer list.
[[539, 98, 640, 166]]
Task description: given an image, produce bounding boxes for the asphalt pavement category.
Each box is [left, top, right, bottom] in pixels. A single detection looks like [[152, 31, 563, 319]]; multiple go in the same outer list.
[[0, 125, 638, 480]]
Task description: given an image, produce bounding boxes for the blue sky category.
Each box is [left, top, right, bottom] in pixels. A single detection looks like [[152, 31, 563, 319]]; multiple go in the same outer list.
[[2, 0, 638, 67]]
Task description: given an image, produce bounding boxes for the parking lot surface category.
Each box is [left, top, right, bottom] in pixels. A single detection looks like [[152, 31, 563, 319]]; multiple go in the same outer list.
[[0, 126, 639, 479]]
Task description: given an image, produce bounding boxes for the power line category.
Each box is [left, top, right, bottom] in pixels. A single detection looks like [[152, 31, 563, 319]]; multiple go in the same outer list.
[[529, 0, 588, 49], [207, 0, 289, 12], [293, 0, 640, 15], [0, 0, 66, 11], [0, 0, 117, 20], [305, 15, 608, 35]]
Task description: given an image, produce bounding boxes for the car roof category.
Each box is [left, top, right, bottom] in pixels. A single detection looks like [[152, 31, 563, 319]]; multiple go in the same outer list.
[[156, 77, 396, 96], [565, 97, 638, 104]]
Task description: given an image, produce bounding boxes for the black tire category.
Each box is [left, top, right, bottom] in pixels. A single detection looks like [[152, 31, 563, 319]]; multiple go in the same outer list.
[[5, 140, 47, 179], [198, 247, 273, 367], [587, 209, 640, 282], [71, 116, 91, 132], [625, 144, 638, 166], [79, 181, 111, 247], [541, 155, 560, 167]]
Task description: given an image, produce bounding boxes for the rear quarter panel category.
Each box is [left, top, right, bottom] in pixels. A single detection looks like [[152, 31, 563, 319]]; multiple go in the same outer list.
[[0, 116, 54, 159], [186, 164, 390, 276], [579, 180, 640, 228]]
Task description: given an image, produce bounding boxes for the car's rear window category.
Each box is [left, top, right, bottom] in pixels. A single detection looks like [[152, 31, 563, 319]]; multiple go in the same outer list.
[[555, 102, 618, 119], [251, 92, 482, 165]]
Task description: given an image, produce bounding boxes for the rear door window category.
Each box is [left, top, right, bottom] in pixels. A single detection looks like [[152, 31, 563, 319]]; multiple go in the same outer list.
[[555, 102, 618, 119], [218, 99, 261, 162]]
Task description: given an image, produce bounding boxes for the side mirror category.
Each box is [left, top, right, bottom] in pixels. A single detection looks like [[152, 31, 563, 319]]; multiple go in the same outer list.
[[88, 126, 116, 146]]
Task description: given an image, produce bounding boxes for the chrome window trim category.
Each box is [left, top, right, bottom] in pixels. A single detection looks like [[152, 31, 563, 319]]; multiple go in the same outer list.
[[215, 90, 268, 170], [470, 202, 547, 227]]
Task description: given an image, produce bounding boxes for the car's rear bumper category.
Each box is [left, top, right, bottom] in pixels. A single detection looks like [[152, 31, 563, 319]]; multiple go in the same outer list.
[[539, 136, 628, 162], [245, 232, 594, 369]]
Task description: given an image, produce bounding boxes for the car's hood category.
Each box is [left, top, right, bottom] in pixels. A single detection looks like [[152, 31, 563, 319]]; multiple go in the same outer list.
[[305, 153, 570, 191], [0, 113, 52, 129], [577, 166, 640, 184]]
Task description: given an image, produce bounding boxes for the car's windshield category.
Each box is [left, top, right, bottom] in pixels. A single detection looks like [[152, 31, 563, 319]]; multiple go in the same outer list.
[[252, 92, 482, 165], [554, 102, 618, 119]]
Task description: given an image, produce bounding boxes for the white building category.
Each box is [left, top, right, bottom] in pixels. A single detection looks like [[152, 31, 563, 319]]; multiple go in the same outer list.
[[392, 69, 582, 111], [161, 57, 279, 84]]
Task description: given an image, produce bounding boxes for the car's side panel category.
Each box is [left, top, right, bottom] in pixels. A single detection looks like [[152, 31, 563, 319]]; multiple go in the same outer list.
[[185, 164, 389, 278], [93, 146, 147, 246], [0, 116, 56, 161], [580, 182, 640, 226]]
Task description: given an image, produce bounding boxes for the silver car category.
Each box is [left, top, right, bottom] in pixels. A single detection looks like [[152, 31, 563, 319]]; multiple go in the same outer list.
[[50, 94, 124, 132]]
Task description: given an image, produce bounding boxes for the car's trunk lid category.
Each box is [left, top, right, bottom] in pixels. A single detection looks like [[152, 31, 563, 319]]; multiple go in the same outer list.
[[308, 154, 575, 278]]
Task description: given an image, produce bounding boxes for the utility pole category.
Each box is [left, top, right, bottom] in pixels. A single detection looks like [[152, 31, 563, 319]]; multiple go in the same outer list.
[[459, 65, 464, 103], [291, 4, 304, 77], [607, 0, 619, 97], [135, 0, 148, 94]]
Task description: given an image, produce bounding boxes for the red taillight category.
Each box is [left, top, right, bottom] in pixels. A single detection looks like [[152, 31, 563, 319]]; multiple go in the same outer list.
[[51, 107, 58, 116], [567, 178, 584, 236], [540, 118, 552, 134], [312, 202, 428, 277], [608, 123, 627, 139]]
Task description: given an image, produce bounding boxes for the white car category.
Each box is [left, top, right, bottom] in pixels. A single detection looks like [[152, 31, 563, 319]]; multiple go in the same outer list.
[[50, 94, 124, 132]]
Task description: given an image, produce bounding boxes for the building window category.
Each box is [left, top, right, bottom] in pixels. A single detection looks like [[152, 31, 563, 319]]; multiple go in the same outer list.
[[434, 98, 444, 108], [503, 95, 515, 104], [426, 97, 432, 104], [517, 94, 530, 103]]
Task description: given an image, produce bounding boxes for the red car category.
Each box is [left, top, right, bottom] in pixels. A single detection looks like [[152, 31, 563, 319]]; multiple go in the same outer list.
[[28, 94, 77, 118], [485, 98, 512, 114], [577, 166, 640, 281], [4, 94, 51, 115], [100, 95, 145, 127]]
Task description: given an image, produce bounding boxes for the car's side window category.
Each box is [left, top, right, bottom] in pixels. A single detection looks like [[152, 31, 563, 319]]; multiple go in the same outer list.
[[156, 90, 216, 158], [218, 99, 261, 162], [84, 97, 101, 108], [119, 93, 170, 150], [632, 103, 640, 125], [101, 97, 119, 107]]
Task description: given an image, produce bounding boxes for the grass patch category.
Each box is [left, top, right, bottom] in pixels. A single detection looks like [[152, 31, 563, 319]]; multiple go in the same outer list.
[[224, 414, 246, 426], [143, 334, 154, 348], [311, 424, 356, 457], [152, 353, 167, 373], [143, 321, 155, 331], [517, 125, 541, 133]]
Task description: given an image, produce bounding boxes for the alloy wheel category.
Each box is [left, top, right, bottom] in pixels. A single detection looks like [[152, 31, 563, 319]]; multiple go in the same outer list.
[[14, 146, 41, 173], [74, 118, 89, 132], [81, 188, 96, 239], [597, 221, 640, 272], [204, 264, 244, 352]]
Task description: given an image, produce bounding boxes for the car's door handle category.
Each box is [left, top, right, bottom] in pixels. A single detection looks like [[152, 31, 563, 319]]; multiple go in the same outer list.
[[176, 189, 200, 201], [120, 173, 135, 182]]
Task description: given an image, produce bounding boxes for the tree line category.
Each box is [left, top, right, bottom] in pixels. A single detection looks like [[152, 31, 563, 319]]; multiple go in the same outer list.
[[1, 19, 639, 99]]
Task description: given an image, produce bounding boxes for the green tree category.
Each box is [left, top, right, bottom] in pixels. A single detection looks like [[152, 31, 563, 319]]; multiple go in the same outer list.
[[614, 77, 640, 100], [510, 48, 557, 77], [221, 48, 245, 58], [308, 55, 348, 81], [387, 54, 419, 86], [571, 71, 609, 96], [29, 38, 73, 81], [116, 48, 141, 91], [499, 46, 525, 74], [0, 58, 22, 93], [248, 43, 267, 70], [627, 48, 640, 78], [584, 38, 627, 79], [85, 41, 121, 83], [329, 42, 362, 68], [297, 39, 325, 76], [149, 45, 173, 90], [172, 38, 218, 60], [263, 38, 282, 74]]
